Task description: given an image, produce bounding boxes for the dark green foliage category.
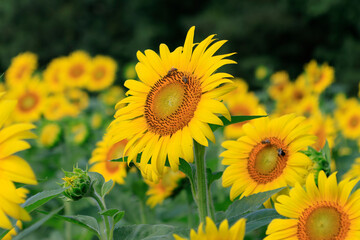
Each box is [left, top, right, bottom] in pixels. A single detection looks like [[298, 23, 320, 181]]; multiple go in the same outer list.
[[0, 0, 359, 95]]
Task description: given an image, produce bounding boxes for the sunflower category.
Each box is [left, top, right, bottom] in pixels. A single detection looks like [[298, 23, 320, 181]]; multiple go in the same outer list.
[[0, 95, 37, 229], [109, 26, 234, 176], [221, 111, 316, 200], [255, 65, 268, 80], [7, 76, 47, 122], [38, 122, 62, 148], [265, 171, 360, 240], [338, 103, 360, 140], [61, 51, 91, 88], [43, 94, 77, 121], [65, 88, 89, 115], [173, 217, 246, 240], [222, 78, 248, 101], [89, 134, 128, 184], [99, 86, 125, 108], [43, 57, 67, 93], [87, 55, 117, 92], [144, 166, 185, 208], [306, 113, 336, 151], [293, 95, 320, 118], [223, 91, 263, 139], [66, 120, 89, 146], [5, 52, 37, 88], [305, 60, 334, 94], [268, 71, 290, 100]]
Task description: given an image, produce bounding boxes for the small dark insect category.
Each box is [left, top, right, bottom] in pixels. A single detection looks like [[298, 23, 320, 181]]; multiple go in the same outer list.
[[261, 139, 270, 144], [182, 76, 188, 83], [168, 67, 177, 74], [277, 148, 286, 157]]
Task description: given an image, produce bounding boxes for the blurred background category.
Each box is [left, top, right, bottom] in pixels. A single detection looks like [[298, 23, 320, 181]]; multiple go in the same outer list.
[[0, 0, 359, 95]]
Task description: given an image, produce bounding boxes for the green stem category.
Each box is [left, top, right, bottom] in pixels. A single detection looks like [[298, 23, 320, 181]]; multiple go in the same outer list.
[[207, 185, 215, 220], [92, 192, 111, 240], [194, 141, 209, 223], [139, 200, 147, 224], [64, 201, 72, 240]]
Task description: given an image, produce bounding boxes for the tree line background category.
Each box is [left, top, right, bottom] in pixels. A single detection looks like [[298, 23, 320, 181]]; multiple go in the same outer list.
[[0, 0, 359, 95]]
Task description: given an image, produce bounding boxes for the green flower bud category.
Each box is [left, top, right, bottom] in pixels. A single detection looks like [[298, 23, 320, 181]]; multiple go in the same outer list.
[[302, 147, 331, 184], [62, 168, 91, 201]]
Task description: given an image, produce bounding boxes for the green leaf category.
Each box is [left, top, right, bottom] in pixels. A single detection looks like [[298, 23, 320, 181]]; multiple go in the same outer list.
[[36, 210, 100, 237], [88, 172, 105, 195], [210, 115, 267, 132], [113, 211, 125, 224], [0, 229, 10, 239], [23, 188, 64, 213], [101, 179, 114, 197], [322, 140, 331, 164], [12, 207, 63, 240], [225, 188, 284, 220], [99, 208, 120, 217], [178, 158, 195, 184], [113, 224, 188, 240], [243, 209, 284, 233]]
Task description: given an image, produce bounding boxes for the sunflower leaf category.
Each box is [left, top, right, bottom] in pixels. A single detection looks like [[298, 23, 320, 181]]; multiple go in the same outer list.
[[224, 187, 284, 221], [243, 208, 284, 233], [88, 172, 106, 196], [23, 188, 65, 213], [101, 179, 114, 197], [179, 158, 195, 183], [210, 115, 267, 132], [36, 210, 100, 237], [207, 168, 223, 186], [12, 207, 63, 240]]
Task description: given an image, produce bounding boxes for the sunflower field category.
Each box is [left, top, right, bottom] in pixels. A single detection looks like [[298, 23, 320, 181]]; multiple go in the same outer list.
[[0, 1, 360, 240]]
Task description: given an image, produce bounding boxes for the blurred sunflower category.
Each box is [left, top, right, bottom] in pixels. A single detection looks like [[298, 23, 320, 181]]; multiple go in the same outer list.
[[305, 60, 334, 94], [255, 65, 268, 80], [0, 83, 5, 92], [89, 134, 128, 184], [87, 55, 117, 91], [38, 122, 62, 148], [65, 88, 89, 114], [43, 94, 77, 121], [294, 95, 320, 118], [221, 78, 248, 102], [5, 52, 37, 88], [43, 57, 67, 93], [306, 113, 336, 151], [109, 26, 235, 176], [173, 217, 246, 240], [268, 71, 290, 100], [7, 77, 47, 122], [0, 95, 37, 229], [338, 103, 360, 140], [99, 86, 125, 107], [90, 112, 103, 130], [66, 121, 89, 145], [223, 91, 263, 139], [123, 62, 137, 79], [144, 166, 185, 208], [61, 51, 91, 88], [265, 171, 360, 240], [221, 111, 315, 200]]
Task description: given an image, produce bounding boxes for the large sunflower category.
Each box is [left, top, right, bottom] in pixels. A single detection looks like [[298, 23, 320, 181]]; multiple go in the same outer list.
[[221, 111, 316, 200], [109, 26, 235, 176], [0, 94, 37, 229], [89, 134, 128, 184], [265, 171, 360, 240]]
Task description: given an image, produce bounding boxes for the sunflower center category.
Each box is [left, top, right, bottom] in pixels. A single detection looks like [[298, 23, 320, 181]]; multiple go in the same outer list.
[[93, 67, 106, 80], [18, 92, 39, 112], [69, 64, 84, 78], [248, 137, 288, 184], [106, 139, 127, 173], [144, 69, 201, 136], [349, 115, 359, 128], [297, 202, 350, 240]]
